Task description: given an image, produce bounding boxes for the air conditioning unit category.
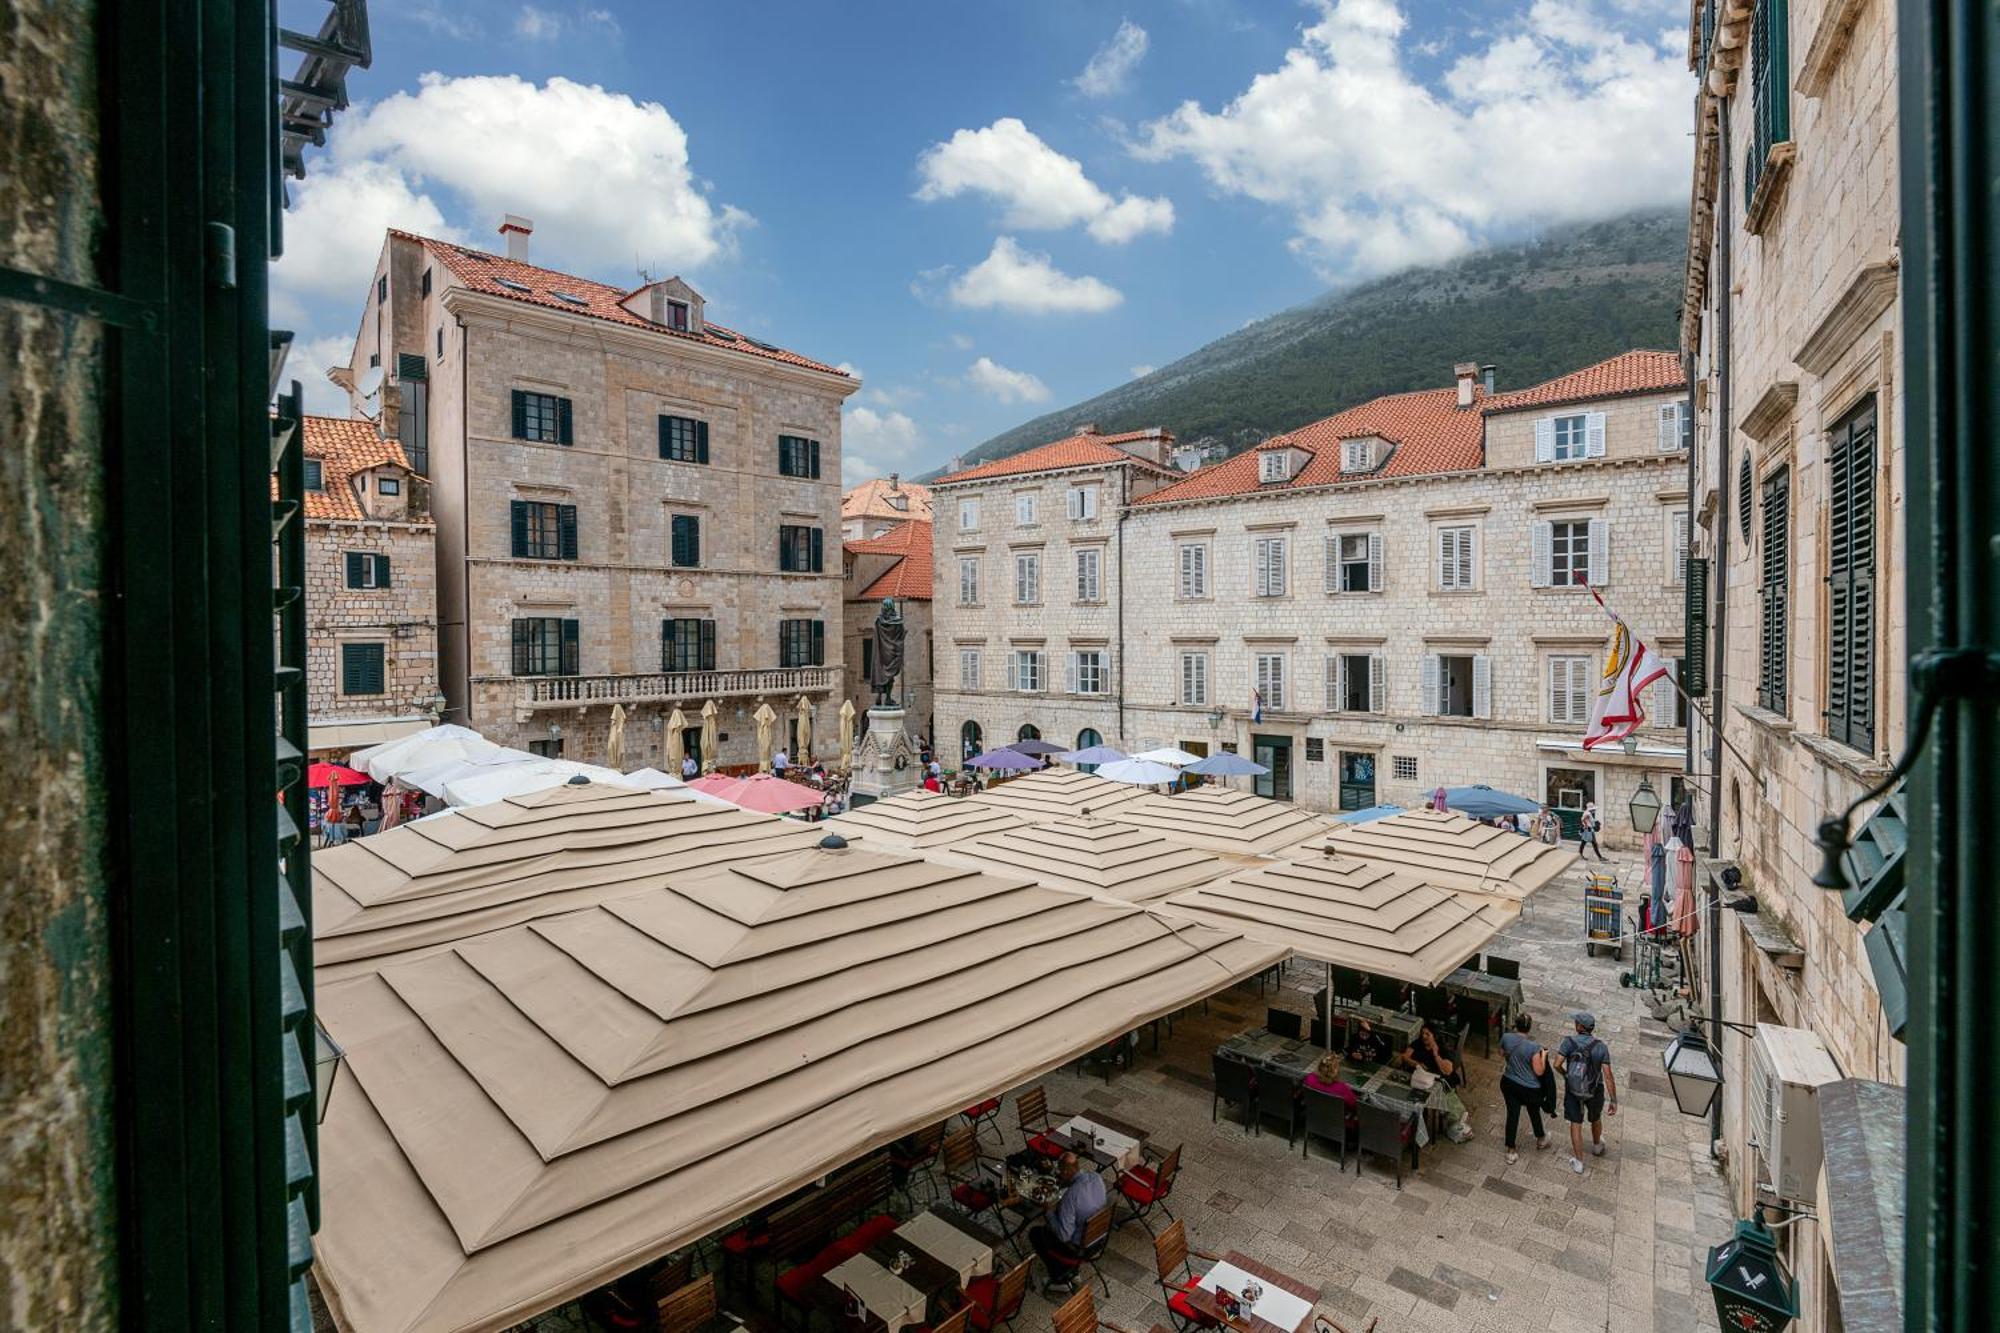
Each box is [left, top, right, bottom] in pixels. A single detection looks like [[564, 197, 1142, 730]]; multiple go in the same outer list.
[[1747, 1024, 1843, 1201]]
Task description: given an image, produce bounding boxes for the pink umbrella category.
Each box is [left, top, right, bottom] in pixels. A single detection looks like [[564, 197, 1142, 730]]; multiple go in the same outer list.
[[687, 772, 826, 814]]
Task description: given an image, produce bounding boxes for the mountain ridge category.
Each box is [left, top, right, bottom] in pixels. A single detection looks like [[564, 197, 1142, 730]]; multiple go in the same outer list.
[[923, 209, 1687, 481]]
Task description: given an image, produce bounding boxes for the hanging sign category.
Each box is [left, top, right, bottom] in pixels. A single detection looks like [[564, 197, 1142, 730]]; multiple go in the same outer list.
[[1705, 1217, 1798, 1332]]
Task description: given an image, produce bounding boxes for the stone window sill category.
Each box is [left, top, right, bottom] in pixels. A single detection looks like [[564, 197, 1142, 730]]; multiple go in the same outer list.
[[1734, 701, 1796, 739], [1794, 731, 1893, 786]]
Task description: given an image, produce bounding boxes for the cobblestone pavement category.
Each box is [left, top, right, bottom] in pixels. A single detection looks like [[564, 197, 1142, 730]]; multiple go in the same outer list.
[[996, 851, 1732, 1333]]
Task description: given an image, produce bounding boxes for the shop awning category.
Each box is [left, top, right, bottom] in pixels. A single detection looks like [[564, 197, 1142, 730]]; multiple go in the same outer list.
[[1158, 851, 1519, 986], [927, 817, 1236, 904], [309, 713, 437, 754], [1111, 786, 1335, 857], [961, 766, 1152, 821], [827, 788, 1031, 849], [1289, 808, 1577, 903], [311, 842, 1284, 1333]]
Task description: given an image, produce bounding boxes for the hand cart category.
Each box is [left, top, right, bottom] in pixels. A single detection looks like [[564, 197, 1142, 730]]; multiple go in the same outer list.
[[1584, 871, 1623, 960]]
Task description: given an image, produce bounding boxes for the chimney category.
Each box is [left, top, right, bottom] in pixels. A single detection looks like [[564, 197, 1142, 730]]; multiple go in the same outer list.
[[1453, 361, 1479, 408], [888, 472, 901, 492], [1076, 422, 1101, 435], [1481, 364, 1497, 395], [499, 214, 533, 262]]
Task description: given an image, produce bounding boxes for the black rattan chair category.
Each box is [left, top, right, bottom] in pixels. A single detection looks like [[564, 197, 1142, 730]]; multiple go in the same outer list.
[[1211, 1054, 1255, 1130]]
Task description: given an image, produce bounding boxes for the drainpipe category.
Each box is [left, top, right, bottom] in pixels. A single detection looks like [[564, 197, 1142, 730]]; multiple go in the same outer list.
[[1706, 97, 1733, 1154], [1116, 466, 1128, 747], [459, 313, 472, 728]]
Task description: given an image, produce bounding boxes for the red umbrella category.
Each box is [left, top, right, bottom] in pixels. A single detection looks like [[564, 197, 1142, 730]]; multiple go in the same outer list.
[[687, 772, 825, 814], [309, 761, 369, 789]]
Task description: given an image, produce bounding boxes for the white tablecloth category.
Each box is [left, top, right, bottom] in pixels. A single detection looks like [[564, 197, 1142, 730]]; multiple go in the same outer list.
[[1197, 1261, 1315, 1333], [898, 1211, 994, 1283], [1058, 1115, 1142, 1172], [826, 1255, 928, 1333]]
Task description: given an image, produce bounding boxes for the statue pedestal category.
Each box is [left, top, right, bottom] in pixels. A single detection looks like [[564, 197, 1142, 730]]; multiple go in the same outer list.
[[850, 706, 918, 802]]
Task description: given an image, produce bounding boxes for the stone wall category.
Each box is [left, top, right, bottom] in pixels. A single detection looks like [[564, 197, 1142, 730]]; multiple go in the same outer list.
[[304, 520, 440, 723]]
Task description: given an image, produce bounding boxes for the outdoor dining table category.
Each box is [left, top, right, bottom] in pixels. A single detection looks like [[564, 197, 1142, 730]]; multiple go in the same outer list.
[[884, 1205, 1004, 1286], [1216, 1027, 1446, 1147], [1301, 993, 1423, 1054], [1443, 966, 1526, 1029], [1044, 1111, 1150, 1174], [1181, 1250, 1322, 1333], [821, 1251, 932, 1333]]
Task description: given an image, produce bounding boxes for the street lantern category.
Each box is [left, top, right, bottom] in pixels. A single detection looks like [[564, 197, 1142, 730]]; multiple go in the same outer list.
[[314, 1017, 346, 1124], [1705, 1212, 1798, 1331], [1663, 1026, 1723, 1119], [1629, 774, 1663, 834]]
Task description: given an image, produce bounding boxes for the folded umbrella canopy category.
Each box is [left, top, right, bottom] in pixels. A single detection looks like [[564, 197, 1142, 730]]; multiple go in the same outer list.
[[1094, 758, 1184, 786], [967, 747, 1041, 770], [308, 761, 369, 789], [1005, 737, 1066, 757], [351, 723, 506, 785], [1131, 746, 1202, 766], [1335, 803, 1406, 824], [686, 772, 827, 814], [1440, 783, 1542, 819], [441, 761, 626, 808], [1181, 752, 1269, 777], [1054, 744, 1128, 766]]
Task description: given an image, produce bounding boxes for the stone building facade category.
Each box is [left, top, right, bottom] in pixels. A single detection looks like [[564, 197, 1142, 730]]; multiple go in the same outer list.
[[300, 416, 440, 754], [333, 219, 857, 771], [1682, 2, 1906, 1327], [1116, 355, 1691, 845], [928, 428, 1181, 763], [843, 519, 934, 741], [841, 474, 933, 542]]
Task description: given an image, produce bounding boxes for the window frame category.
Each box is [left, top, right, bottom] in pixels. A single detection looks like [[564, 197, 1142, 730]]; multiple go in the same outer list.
[[661, 617, 717, 673], [340, 641, 386, 696], [778, 523, 825, 573], [512, 389, 573, 446], [1013, 551, 1041, 605], [957, 556, 981, 606], [1546, 654, 1593, 725], [1066, 485, 1098, 521], [511, 617, 580, 678], [777, 434, 822, 479], [1074, 547, 1102, 602], [1253, 535, 1288, 598], [778, 618, 826, 668], [659, 414, 709, 464], [1070, 649, 1107, 696], [1436, 524, 1477, 591], [1178, 541, 1209, 599], [1254, 652, 1287, 713], [1180, 650, 1209, 706], [669, 513, 701, 568], [958, 497, 979, 531], [1010, 649, 1044, 693], [511, 499, 577, 562], [958, 647, 982, 690], [1014, 492, 1038, 527]]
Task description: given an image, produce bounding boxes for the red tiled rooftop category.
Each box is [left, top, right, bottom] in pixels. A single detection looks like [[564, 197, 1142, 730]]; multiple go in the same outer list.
[[397, 231, 849, 378], [298, 415, 417, 521], [847, 520, 933, 600], [933, 428, 1178, 486], [1483, 349, 1683, 413], [842, 476, 934, 523], [1136, 388, 1484, 505]]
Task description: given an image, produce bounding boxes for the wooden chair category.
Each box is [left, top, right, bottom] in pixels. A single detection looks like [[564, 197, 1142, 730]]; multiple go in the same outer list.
[[1115, 1144, 1181, 1232], [962, 1095, 1006, 1144], [941, 1126, 998, 1216], [1050, 1286, 1100, 1333], [1015, 1085, 1064, 1157], [1151, 1220, 1218, 1332], [646, 1251, 697, 1310], [965, 1257, 1032, 1333], [922, 1306, 973, 1333], [659, 1273, 718, 1333]]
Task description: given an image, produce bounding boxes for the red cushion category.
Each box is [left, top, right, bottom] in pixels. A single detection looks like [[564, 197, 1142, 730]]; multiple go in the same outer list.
[[721, 1227, 770, 1255], [963, 1097, 1002, 1117], [852, 1214, 900, 1247], [1027, 1133, 1063, 1158], [952, 1183, 996, 1212], [1168, 1285, 1218, 1327]]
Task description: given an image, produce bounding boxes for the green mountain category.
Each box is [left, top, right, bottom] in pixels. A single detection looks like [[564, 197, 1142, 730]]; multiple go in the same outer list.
[[929, 209, 1686, 477]]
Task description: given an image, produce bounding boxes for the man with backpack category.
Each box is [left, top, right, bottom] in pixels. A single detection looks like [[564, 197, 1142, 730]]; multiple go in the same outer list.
[[1552, 1012, 1617, 1174]]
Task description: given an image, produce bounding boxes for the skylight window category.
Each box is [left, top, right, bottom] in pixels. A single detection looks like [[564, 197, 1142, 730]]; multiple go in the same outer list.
[[705, 327, 738, 343], [552, 290, 588, 305], [495, 277, 532, 293]]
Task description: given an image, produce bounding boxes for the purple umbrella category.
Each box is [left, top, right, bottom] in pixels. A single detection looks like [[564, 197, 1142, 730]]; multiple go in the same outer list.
[[1007, 738, 1066, 757], [968, 748, 1041, 770]]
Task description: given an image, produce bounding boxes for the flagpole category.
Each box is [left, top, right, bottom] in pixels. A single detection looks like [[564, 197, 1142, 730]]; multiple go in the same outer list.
[[1586, 584, 1760, 777]]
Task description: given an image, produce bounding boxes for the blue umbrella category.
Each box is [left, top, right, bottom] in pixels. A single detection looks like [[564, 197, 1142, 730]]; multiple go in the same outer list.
[[968, 748, 1040, 770], [1182, 752, 1269, 777], [1335, 803, 1406, 824], [1055, 745, 1128, 765], [1441, 784, 1541, 818]]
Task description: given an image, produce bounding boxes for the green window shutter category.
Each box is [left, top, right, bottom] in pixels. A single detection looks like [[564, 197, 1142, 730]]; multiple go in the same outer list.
[[345, 551, 365, 587], [511, 500, 529, 557], [342, 643, 384, 695], [658, 415, 670, 458], [375, 554, 391, 587], [560, 619, 580, 676], [557, 397, 574, 446], [778, 436, 789, 474], [811, 439, 821, 479], [661, 619, 676, 672], [779, 526, 792, 572], [810, 527, 824, 573], [559, 505, 578, 561], [511, 390, 527, 440], [512, 619, 531, 675], [811, 620, 825, 666], [696, 420, 710, 464], [699, 619, 716, 671]]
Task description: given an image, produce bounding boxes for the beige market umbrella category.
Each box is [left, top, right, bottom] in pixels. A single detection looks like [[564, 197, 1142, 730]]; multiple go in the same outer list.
[[838, 699, 856, 772], [794, 695, 813, 765], [1288, 807, 1578, 904], [1114, 786, 1335, 857], [753, 702, 777, 771], [666, 707, 688, 774], [699, 700, 718, 774], [606, 704, 627, 771]]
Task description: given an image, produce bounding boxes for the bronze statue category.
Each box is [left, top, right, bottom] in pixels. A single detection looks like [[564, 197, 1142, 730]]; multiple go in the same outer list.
[[870, 597, 905, 707]]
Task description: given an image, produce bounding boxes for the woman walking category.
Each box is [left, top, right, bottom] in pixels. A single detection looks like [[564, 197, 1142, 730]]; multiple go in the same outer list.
[[1577, 802, 1608, 860], [1499, 1013, 1552, 1164]]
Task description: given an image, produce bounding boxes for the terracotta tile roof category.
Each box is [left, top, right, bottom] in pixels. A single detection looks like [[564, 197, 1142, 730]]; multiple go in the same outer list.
[[933, 428, 1177, 486], [299, 415, 415, 521], [396, 230, 850, 379], [842, 477, 934, 524], [1135, 387, 1484, 506], [1483, 349, 1684, 413], [847, 520, 933, 600]]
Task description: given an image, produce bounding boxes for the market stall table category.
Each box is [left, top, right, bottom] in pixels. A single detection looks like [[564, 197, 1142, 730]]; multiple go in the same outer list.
[[1182, 1251, 1322, 1333]]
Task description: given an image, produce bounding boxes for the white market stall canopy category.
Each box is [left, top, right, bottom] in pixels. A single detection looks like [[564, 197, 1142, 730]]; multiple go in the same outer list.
[[927, 817, 1235, 904], [1159, 852, 1519, 987], [312, 843, 1284, 1333], [1290, 808, 1579, 902], [1111, 786, 1335, 857], [961, 766, 1151, 821], [826, 788, 1032, 849]]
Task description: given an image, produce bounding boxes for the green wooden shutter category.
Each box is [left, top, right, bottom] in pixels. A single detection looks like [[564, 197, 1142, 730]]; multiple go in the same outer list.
[[559, 505, 578, 561], [700, 619, 716, 670], [1826, 399, 1878, 752], [557, 398, 574, 446], [658, 415, 670, 459], [661, 619, 676, 672], [1759, 468, 1790, 712], [810, 527, 824, 573], [696, 420, 709, 464], [345, 551, 364, 587], [512, 619, 531, 675], [811, 620, 825, 666], [511, 390, 527, 440], [810, 439, 821, 479], [779, 526, 792, 572], [374, 554, 391, 588], [511, 500, 529, 557], [560, 619, 580, 676]]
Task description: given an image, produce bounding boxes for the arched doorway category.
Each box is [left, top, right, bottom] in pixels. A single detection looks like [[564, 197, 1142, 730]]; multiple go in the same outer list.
[[961, 720, 983, 762], [1017, 724, 1041, 742], [1074, 727, 1104, 774]]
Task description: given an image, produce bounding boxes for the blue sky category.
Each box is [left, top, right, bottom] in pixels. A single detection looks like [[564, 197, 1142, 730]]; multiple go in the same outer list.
[[275, 0, 1692, 479]]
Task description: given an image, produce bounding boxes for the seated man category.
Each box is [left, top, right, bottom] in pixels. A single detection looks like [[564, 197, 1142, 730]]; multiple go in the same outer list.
[[1346, 1019, 1392, 1066], [1027, 1151, 1105, 1295]]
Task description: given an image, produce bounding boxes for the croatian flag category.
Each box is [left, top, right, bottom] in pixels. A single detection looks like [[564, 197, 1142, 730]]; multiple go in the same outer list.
[[1251, 687, 1263, 724], [1581, 591, 1669, 750]]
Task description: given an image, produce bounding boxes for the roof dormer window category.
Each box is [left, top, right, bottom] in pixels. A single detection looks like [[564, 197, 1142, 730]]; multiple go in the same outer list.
[[1341, 438, 1375, 473], [304, 458, 324, 492], [1258, 451, 1292, 484], [666, 300, 690, 331]]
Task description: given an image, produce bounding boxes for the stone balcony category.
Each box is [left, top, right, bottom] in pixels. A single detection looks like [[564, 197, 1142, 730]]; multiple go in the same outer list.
[[511, 666, 841, 718]]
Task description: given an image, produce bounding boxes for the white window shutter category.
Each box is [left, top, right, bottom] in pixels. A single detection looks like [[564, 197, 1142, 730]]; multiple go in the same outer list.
[[1065, 652, 1078, 694], [1546, 657, 1562, 721], [1369, 653, 1385, 712], [1572, 659, 1591, 724], [1586, 411, 1608, 457], [1270, 540, 1286, 596], [1657, 404, 1677, 452], [1421, 654, 1441, 715], [1531, 521, 1554, 587], [1368, 532, 1384, 591], [1326, 657, 1340, 711], [1654, 659, 1678, 725], [1435, 528, 1453, 589], [1534, 418, 1556, 463], [1473, 654, 1492, 719], [1006, 653, 1017, 691], [1254, 541, 1268, 597], [1324, 536, 1339, 593], [1587, 518, 1609, 586], [1672, 512, 1690, 582]]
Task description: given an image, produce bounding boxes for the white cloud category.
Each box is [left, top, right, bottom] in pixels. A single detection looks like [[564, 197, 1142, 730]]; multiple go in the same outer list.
[[273, 159, 463, 321], [843, 405, 924, 482], [946, 237, 1124, 314], [1130, 364, 1156, 379], [515, 5, 561, 39], [1133, 0, 1692, 278], [1075, 20, 1150, 97], [965, 356, 1052, 404], [950, 333, 975, 350], [287, 334, 359, 417], [915, 118, 1172, 244]]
